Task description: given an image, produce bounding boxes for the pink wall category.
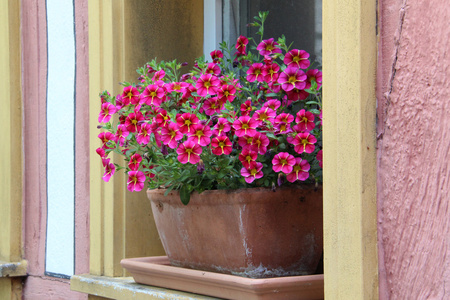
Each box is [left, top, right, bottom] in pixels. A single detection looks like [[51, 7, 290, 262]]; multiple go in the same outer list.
[[377, 0, 450, 299], [21, 0, 89, 298]]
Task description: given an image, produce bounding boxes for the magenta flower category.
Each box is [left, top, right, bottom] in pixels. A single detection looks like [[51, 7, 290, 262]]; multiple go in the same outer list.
[[240, 162, 264, 183], [121, 86, 140, 105], [238, 149, 258, 169], [125, 111, 144, 133], [96, 147, 106, 158], [292, 132, 317, 154], [152, 69, 165, 81], [286, 157, 310, 183], [205, 63, 221, 76], [166, 81, 189, 93], [275, 113, 295, 125], [176, 113, 199, 134], [240, 100, 253, 116], [250, 132, 269, 155], [272, 152, 296, 174], [246, 63, 265, 82], [127, 171, 146, 192], [98, 132, 115, 149], [136, 123, 151, 145], [262, 63, 280, 83], [263, 99, 281, 111], [212, 117, 231, 136], [98, 102, 116, 123], [256, 38, 282, 56], [211, 135, 232, 155], [238, 135, 254, 150], [306, 69, 323, 89], [295, 109, 316, 132], [235, 35, 249, 55], [284, 49, 311, 69], [102, 158, 115, 182], [140, 84, 165, 106], [278, 66, 307, 92], [114, 124, 129, 147], [217, 84, 236, 103], [287, 88, 309, 101], [210, 50, 223, 62], [154, 109, 170, 127], [254, 107, 276, 125], [128, 153, 142, 171], [176, 140, 202, 164], [196, 73, 219, 97], [317, 149, 323, 168], [203, 97, 223, 116], [187, 124, 212, 146], [160, 122, 183, 149], [233, 115, 258, 137]]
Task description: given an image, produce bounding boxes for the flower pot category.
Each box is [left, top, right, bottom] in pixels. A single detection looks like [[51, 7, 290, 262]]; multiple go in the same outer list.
[[148, 185, 323, 278]]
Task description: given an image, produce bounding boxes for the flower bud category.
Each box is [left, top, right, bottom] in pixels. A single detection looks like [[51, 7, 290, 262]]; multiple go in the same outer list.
[[277, 173, 285, 187], [181, 62, 189, 67], [197, 159, 205, 174], [161, 144, 168, 156]]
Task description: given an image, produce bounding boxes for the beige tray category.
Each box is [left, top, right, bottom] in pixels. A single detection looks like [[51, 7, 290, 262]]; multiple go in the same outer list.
[[121, 256, 324, 300]]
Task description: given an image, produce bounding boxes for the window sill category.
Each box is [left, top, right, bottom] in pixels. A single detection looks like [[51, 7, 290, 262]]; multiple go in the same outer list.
[[70, 274, 220, 300], [0, 260, 27, 277]]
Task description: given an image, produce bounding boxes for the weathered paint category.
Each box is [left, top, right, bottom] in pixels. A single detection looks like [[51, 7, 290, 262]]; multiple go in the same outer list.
[[377, 0, 450, 298], [21, 0, 90, 298], [323, 0, 378, 299]]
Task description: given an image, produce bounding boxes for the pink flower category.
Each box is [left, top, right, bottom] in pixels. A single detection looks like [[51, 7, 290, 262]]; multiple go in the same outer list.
[[292, 132, 317, 154], [127, 171, 146, 192], [306, 69, 323, 89], [205, 63, 221, 76], [250, 132, 269, 155], [262, 63, 280, 82], [286, 157, 310, 182], [136, 123, 151, 145], [121, 86, 140, 105], [235, 35, 248, 55], [240, 100, 253, 116], [211, 135, 232, 155], [98, 102, 117, 123], [240, 162, 263, 183], [140, 84, 165, 106], [278, 66, 307, 92], [256, 38, 282, 56], [196, 73, 219, 97], [125, 111, 144, 133], [238, 135, 254, 150], [176, 113, 199, 134], [284, 49, 311, 69], [166, 81, 189, 93], [128, 153, 142, 171], [317, 149, 323, 168], [176, 140, 202, 164], [152, 69, 165, 81], [203, 97, 223, 116], [102, 158, 115, 182], [160, 122, 183, 149], [98, 132, 115, 149], [154, 109, 170, 127], [263, 99, 281, 111], [233, 116, 258, 137], [210, 50, 223, 62], [295, 109, 316, 132], [96, 147, 106, 158], [212, 117, 231, 136], [238, 149, 258, 169], [187, 124, 212, 146], [287, 88, 309, 101], [272, 152, 296, 174], [114, 124, 129, 147], [217, 84, 236, 103], [275, 113, 294, 125], [246, 63, 265, 82]]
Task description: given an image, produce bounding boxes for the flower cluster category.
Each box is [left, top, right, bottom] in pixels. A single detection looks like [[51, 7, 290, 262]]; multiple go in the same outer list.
[[97, 12, 322, 204]]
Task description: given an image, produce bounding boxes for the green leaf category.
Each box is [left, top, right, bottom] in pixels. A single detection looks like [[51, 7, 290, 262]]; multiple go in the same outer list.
[[180, 184, 191, 205]]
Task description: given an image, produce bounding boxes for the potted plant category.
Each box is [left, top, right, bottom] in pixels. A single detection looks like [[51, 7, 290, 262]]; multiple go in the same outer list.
[[97, 12, 323, 279]]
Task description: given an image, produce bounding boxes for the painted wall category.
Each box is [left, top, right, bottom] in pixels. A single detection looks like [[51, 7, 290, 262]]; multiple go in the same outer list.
[[377, 0, 450, 298], [21, 0, 89, 298]]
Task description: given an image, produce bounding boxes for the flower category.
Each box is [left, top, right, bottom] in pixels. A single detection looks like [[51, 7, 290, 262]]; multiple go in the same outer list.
[[97, 12, 323, 201], [177, 140, 202, 164], [127, 171, 146, 192]]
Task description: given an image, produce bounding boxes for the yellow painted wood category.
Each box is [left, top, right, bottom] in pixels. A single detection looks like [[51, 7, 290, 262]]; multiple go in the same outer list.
[[323, 0, 378, 299], [0, 0, 22, 265], [0, 278, 22, 300], [0, 261, 28, 277]]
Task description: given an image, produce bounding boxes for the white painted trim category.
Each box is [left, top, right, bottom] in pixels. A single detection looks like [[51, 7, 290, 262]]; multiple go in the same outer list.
[[203, 0, 223, 60], [46, 0, 75, 277]]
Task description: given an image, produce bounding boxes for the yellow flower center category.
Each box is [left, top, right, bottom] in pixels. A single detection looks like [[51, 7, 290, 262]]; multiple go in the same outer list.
[[219, 142, 225, 147], [242, 124, 249, 129], [150, 91, 157, 97], [127, 92, 133, 98], [204, 81, 211, 88], [185, 148, 193, 153], [250, 168, 258, 176], [293, 56, 300, 62], [288, 76, 297, 84], [302, 116, 309, 123]]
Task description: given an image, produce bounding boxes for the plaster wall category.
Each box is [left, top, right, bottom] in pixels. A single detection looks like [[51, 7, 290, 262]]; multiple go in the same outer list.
[[377, 0, 450, 298]]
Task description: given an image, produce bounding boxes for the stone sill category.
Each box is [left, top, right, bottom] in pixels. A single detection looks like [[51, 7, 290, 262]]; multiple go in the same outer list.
[[70, 274, 220, 300], [0, 260, 28, 277]]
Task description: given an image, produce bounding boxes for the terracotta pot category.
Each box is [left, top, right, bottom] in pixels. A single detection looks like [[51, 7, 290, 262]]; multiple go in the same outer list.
[[148, 185, 323, 278]]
